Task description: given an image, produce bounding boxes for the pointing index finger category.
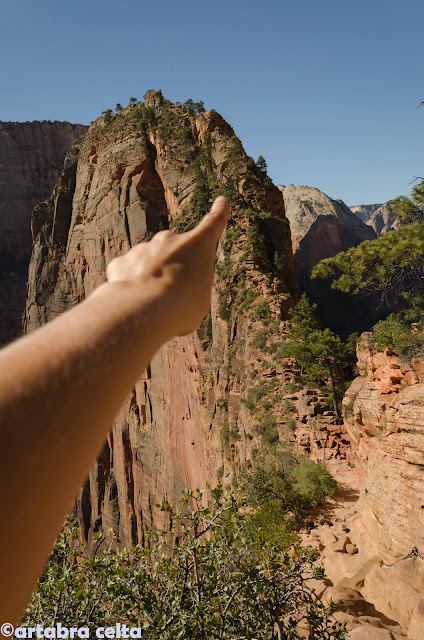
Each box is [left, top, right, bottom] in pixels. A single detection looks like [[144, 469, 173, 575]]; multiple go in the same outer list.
[[190, 196, 230, 244]]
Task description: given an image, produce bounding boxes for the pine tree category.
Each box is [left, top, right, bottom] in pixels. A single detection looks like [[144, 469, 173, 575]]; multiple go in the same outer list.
[[115, 103, 123, 113], [256, 155, 268, 173], [284, 295, 354, 422], [101, 109, 113, 125]]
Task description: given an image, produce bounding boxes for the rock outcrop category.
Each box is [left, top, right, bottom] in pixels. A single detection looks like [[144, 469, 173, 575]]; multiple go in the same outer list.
[[24, 92, 300, 547], [0, 120, 87, 345], [279, 184, 378, 337], [351, 202, 399, 236], [339, 337, 424, 639]]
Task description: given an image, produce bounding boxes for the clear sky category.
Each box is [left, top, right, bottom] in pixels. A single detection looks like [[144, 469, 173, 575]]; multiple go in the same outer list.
[[1, 0, 422, 206]]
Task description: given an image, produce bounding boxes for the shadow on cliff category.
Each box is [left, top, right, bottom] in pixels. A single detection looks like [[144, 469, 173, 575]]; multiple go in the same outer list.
[[295, 216, 403, 339]]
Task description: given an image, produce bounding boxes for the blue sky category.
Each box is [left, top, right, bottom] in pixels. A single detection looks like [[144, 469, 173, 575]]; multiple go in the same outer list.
[[1, 0, 422, 205]]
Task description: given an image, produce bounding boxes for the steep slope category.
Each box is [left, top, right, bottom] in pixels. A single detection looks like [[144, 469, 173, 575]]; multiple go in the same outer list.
[[278, 184, 378, 337], [351, 201, 399, 236], [0, 121, 87, 345], [341, 337, 424, 639], [25, 91, 299, 547], [349, 203, 382, 223]]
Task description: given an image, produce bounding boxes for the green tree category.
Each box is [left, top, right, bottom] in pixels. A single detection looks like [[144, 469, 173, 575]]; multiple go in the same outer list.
[[312, 180, 424, 305], [256, 155, 268, 173], [129, 97, 138, 106], [184, 99, 206, 114], [22, 490, 345, 639], [284, 295, 354, 422], [241, 450, 337, 518], [115, 103, 123, 113], [101, 109, 113, 125]]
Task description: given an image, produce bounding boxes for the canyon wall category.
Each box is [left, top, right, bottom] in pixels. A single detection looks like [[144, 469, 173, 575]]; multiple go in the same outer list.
[[24, 91, 300, 547], [342, 337, 424, 638], [0, 120, 87, 345]]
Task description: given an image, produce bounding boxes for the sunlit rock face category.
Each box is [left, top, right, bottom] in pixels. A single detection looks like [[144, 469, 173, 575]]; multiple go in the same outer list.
[[278, 184, 392, 338], [0, 120, 87, 345], [343, 336, 424, 639], [350, 201, 400, 236], [25, 92, 299, 548]]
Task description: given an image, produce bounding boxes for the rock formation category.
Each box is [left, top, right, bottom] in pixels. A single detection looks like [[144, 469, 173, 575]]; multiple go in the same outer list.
[[278, 184, 378, 337], [351, 202, 399, 236], [340, 337, 424, 639], [0, 120, 87, 345], [24, 91, 300, 547]]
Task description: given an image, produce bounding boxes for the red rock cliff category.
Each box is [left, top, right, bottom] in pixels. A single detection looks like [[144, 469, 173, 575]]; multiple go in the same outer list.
[[24, 92, 299, 548], [0, 121, 87, 345], [343, 336, 424, 639]]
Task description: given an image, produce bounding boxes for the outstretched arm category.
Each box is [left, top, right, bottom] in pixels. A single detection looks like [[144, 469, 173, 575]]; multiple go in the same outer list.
[[0, 196, 229, 625]]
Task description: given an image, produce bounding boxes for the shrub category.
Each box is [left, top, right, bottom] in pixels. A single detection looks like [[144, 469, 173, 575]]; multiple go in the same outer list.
[[22, 493, 345, 638]]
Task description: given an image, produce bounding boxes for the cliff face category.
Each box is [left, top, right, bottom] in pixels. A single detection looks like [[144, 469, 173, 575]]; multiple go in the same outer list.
[[0, 121, 87, 345], [278, 184, 378, 337], [25, 92, 299, 547], [351, 202, 399, 236], [342, 338, 424, 639]]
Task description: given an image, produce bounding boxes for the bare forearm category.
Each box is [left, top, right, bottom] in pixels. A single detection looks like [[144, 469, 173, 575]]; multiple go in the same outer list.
[[0, 196, 229, 625], [0, 278, 170, 624]]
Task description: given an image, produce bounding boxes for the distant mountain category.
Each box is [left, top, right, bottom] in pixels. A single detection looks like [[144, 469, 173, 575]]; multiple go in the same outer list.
[[278, 184, 395, 336], [350, 202, 399, 236]]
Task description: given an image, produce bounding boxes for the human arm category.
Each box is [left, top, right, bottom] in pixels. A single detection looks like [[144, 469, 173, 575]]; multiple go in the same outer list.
[[0, 196, 229, 625]]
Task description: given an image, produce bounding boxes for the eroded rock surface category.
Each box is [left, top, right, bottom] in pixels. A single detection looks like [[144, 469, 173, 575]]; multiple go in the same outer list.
[[24, 92, 299, 547], [341, 338, 424, 638], [0, 120, 87, 345], [351, 202, 399, 236]]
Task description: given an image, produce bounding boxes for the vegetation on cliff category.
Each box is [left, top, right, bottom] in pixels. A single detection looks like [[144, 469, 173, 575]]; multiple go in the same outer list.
[[22, 488, 344, 639], [283, 295, 357, 421], [312, 180, 424, 356]]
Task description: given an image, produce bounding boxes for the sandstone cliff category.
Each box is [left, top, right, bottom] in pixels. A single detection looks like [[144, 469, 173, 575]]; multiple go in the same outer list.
[[24, 91, 300, 547], [351, 201, 399, 236], [0, 120, 87, 345], [278, 184, 378, 336], [340, 337, 424, 639]]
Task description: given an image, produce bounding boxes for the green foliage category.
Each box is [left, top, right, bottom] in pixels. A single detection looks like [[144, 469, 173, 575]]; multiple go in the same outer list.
[[251, 328, 268, 350], [256, 155, 268, 173], [312, 180, 424, 356], [225, 135, 244, 168], [254, 412, 279, 445], [101, 109, 113, 125], [26, 491, 345, 638], [241, 451, 337, 517], [312, 222, 424, 303], [183, 98, 206, 114], [129, 97, 138, 105], [284, 295, 356, 421], [390, 179, 424, 224], [370, 307, 424, 356], [251, 300, 272, 321], [115, 103, 123, 113], [312, 181, 424, 305]]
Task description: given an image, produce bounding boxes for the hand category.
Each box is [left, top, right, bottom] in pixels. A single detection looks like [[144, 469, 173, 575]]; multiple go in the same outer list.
[[105, 196, 230, 337]]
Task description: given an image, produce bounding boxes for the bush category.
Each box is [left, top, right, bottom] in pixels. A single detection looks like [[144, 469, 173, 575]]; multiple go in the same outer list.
[[241, 450, 337, 517], [371, 308, 424, 356], [22, 492, 345, 639]]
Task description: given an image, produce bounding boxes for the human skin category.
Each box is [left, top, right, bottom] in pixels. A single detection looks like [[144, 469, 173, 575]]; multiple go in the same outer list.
[[0, 196, 230, 626]]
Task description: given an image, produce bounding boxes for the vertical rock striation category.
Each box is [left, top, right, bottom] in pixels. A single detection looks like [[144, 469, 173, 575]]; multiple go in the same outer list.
[[343, 337, 424, 639], [25, 92, 299, 548], [0, 121, 87, 345]]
